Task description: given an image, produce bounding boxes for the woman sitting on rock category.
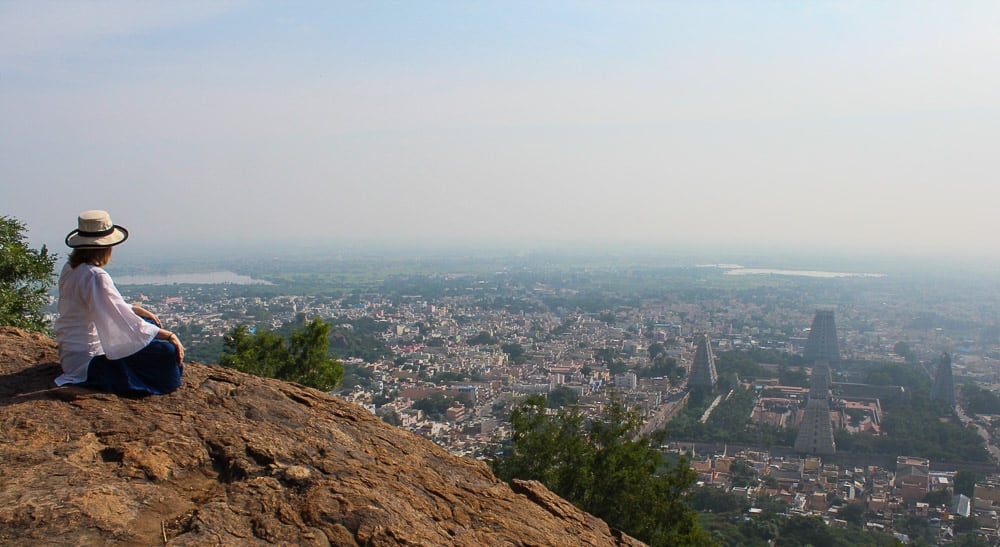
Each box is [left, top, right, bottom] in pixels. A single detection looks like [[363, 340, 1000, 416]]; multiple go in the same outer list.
[[53, 210, 184, 395]]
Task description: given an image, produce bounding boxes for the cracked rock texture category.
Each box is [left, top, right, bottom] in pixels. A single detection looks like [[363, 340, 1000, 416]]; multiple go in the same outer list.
[[0, 327, 642, 546]]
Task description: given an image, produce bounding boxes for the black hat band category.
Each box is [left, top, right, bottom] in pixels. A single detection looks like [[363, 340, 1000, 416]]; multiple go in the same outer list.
[[77, 227, 117, 237]]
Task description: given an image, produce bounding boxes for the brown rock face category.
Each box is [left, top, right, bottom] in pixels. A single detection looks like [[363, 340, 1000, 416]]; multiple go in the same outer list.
[[0, 327, 642, 546]]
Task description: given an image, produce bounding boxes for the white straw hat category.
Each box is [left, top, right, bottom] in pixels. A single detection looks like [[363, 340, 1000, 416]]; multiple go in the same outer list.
[[65, 210, 129, 248]]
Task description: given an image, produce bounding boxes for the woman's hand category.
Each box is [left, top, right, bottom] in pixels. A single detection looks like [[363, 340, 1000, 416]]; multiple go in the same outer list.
[[170, 335, 185, 364], [166, 333, 185, 364], [158, 330, 185, 364], [132, 304, 162, 327]]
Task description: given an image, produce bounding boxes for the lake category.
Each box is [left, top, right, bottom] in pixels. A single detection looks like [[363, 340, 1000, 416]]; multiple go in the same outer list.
[[114, 271, 271, 285], [723, 268, 885, 278]]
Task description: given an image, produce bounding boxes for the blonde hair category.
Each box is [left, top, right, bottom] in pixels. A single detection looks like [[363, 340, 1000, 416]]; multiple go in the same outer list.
[[69, 247, 113, 268]]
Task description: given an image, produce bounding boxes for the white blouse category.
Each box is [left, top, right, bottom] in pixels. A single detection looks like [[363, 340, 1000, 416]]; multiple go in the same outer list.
[[53, 262, 159, 385]]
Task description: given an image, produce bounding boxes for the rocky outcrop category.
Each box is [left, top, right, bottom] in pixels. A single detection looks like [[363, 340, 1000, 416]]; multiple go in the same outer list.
[[0, 327, 642, 546]]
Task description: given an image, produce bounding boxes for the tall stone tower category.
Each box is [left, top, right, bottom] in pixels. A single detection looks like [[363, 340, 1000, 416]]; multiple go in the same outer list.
[[795, 361, 836, 456], [688, 334, 718, 389], [809, 361, 832, 398], [804, 310, 840, 363], [930, 352, 956, 408], [795, 397, 837, 456]]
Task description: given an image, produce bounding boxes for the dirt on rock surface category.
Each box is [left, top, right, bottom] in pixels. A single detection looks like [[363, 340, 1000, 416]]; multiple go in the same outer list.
[[0, 326, 642, 546]]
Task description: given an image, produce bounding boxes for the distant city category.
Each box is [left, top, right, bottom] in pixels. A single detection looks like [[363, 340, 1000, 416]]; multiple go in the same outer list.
[[95, 251, 1000, 544]]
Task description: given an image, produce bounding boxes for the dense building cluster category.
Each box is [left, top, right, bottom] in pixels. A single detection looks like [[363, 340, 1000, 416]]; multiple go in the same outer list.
[[687, 448, 980, 542], [112, 264, 1000, 543]]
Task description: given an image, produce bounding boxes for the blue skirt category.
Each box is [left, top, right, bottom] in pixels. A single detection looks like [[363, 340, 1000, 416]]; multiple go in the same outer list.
[[84, 339, 183, 395]]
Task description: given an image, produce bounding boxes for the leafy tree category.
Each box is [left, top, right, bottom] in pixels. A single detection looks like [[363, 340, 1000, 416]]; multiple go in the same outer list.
[[467, 331, 498, 345], [714, 350, 769, 379], [595, 346, 629, 374], [953, 516, 980, 534], [738, 516, 781, 545], [776, 515, 833, 547], [501, 342, 529, 364], [717, 371, 740, 392], [243, 303, 273, 322], [648, 342, 666, 362], [729, 459, 758, 488], [326, 317, 392, 361], [608, 360, 628, 375], [341, 362, 374, 390], [922, 488, 951, 507], [753, 494, 789, 515], [690, 487, 747, 513], [493, 395, 592, 502], [961, 383, 1000, 415], [778, 366, 809, 388], [863, 362, 930, 390], [545, 385, 579, 408], [838, 386, 987, 463], [664, 385, 798, 447], [955, 470, 977, 498], [221, 318, 343, 391], [594, 347, 618, 366], [0, 215, 57, 332], [898, 514, 934, 545], [642, 348, 685, 384], [492, 395, 711, 546], [411, 392, 454, 419], [705, 498, 898, 547], [430, 371, 471, 384], [838, 501, 866, 527], [183, 334, 226, 365], [893, 341, 916, 362], [955, 533, 990, 547], [378, 409, 401, 426]]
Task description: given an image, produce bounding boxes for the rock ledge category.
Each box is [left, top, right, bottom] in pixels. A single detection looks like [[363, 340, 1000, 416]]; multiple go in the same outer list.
[[0, 326, 642, 546]]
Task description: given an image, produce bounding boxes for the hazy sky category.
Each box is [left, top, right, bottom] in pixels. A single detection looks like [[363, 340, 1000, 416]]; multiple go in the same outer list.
[[3, 1, 1000, 259]]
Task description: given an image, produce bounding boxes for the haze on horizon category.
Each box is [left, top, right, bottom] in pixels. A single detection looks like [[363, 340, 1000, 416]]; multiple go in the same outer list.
[[3, 1, 1000, 262]]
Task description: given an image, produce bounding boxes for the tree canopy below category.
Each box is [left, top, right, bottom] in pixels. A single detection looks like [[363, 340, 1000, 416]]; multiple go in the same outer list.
[[491, 395, 711, 546], [220, 318, 344, 392]]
